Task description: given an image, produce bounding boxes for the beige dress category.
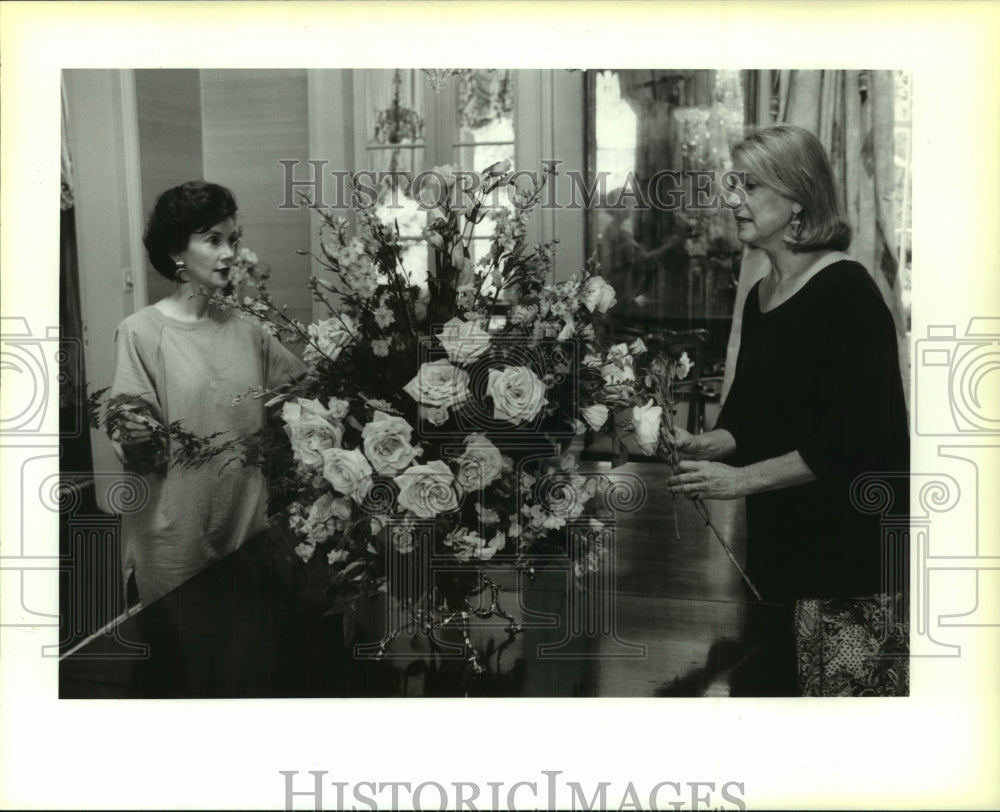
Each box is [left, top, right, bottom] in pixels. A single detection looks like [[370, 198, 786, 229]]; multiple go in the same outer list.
[[109, 305, 305, 605]]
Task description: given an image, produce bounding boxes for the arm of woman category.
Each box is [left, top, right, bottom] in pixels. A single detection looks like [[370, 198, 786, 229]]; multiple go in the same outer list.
[[263, 331, 308, 390], [668, 266, 907, 502], [107, 319, 167, 474], [667, 450, 817, 500]]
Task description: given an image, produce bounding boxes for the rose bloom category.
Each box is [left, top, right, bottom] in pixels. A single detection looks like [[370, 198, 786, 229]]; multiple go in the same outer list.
[[282, 398, 344, 468], [674, 351, 694, 380], [453, 433, 504, 492], [361, 411, 422, 475], [394, 460, 459, 519], [545, 473, 599, 527], [299, 491, 352, 545], [632, 399, 663, 455], [326, 397, 350, 418], [581, 403, 610, 432], [418, 404, 450, 426], [486, 365, 547, 424], [438, 316, 491, 366], [305, 314, 358, 364], [321, 447, 373, 502], [579, 275, 617, 314], [404, 359, 471, 409], [389, 524, 416, 554]]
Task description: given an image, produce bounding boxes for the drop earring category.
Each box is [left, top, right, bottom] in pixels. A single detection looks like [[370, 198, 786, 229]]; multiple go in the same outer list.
[[790, 213, 802, 239], [174, 258, 188, 282]]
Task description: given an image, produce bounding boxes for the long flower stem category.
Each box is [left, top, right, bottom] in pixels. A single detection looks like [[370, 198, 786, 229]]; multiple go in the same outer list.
[[654, 357, 763, 602]]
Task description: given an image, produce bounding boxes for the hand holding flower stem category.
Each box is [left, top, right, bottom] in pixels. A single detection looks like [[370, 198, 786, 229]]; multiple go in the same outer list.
[[652, 358, 763, 602]]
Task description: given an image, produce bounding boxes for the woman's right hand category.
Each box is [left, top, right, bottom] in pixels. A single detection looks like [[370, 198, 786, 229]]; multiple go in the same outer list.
[[112, 404, 166, 473], [117, 405, 160, 448], [668, 425, 700, 457], [658, 421, 699, 460]]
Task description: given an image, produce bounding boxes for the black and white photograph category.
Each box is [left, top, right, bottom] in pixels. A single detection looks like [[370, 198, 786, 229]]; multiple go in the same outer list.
[[56, 65, 912, 701], [2, 2, 998, 810]]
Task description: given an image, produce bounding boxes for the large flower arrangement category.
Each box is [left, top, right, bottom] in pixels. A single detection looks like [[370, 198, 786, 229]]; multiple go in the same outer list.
[[101, 163, 705, 680]]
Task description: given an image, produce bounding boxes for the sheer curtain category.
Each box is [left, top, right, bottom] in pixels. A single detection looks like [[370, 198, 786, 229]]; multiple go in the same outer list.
[[722, 70, 909, 405]]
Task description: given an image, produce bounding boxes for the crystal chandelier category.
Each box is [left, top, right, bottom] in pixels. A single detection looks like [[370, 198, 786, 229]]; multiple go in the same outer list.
[[421, 68, 470, 92]]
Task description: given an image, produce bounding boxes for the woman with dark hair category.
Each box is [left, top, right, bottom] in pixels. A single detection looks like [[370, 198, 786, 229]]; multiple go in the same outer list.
[[667, 125, 909, 696], [109, 181, 305, 609]]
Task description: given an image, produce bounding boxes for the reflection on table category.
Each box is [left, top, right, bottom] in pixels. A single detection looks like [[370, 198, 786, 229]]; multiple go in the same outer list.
[[60, 462, 795, 698]]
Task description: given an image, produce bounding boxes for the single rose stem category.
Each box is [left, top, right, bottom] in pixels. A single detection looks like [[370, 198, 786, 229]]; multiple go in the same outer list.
[[693, 497, 763, 602]]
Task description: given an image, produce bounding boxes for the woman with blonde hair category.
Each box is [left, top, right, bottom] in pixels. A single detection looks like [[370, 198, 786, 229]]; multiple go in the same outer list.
[[668, 125, 909, 696]]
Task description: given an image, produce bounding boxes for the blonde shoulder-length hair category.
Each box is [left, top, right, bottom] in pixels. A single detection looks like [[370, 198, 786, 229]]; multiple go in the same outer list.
[[731, 124, 852, 253]]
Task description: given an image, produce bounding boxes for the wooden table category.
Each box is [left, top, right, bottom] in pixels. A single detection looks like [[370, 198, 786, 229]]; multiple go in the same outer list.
[[59, 462, 795, 698]]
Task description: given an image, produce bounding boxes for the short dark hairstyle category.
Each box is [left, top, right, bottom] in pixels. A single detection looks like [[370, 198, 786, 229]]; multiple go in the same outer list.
[[731, 125, 852, 253], [143, 181, 238, 280]]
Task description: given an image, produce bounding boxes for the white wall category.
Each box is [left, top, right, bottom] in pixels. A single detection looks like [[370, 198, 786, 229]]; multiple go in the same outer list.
[[134, 69, 204, 306], [201, 69, 313, 329], [62, 70, 145, 508]]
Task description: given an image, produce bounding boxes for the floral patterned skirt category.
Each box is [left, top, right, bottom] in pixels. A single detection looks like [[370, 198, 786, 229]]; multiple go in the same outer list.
[[794, 592, 909, 697]]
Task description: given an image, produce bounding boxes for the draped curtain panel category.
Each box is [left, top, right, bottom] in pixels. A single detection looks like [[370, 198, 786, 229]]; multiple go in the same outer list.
[[60, 77, 94, 475], [722, 70, 909, 406]]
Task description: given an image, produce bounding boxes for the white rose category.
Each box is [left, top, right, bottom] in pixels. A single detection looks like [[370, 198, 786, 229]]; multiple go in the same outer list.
[[404, 359, 471, 409], [282, 398, 344, 468], [418, 404, 450, 426], [579, 275, 617, 314], [306, 314, 358, 364], [581, 403, 610, 432], [632, 399, 663, 456], [300, 491, 352, 544], [321, 447, 373, 502], [389, 524, 416, 554], [393, 460, 459, 519], [361, 411, 422, 475], [326, 397, 350, 418], [453, 433, 504, 493], [438, 317, 491, 366], [546, 474, 599, 526], [486, 365, 548, 424], [674, 351, 694, 380]]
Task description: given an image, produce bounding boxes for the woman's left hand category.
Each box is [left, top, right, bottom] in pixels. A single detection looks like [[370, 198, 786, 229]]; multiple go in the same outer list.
[[667, 460, 749, 500]]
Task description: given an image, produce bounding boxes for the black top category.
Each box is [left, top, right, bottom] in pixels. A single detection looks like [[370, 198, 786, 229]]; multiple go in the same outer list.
[[716, 260, 909, 601]]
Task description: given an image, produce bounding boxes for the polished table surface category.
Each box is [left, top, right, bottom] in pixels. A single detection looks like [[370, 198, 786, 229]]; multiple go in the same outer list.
[[59, 462, 793, 698]]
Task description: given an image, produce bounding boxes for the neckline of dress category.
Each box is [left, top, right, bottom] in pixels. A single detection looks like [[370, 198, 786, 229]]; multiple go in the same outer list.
[[146, 302, 232, 330], [755, 253, 852, 315]]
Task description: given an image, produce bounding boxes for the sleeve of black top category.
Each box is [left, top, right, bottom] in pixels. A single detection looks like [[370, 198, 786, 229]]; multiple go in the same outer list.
[[796, 266, 906, 482]]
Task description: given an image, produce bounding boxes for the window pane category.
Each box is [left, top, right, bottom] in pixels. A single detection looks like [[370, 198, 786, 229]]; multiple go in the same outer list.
[[397, 240, 429, 293], [454, 69, 514, 173]]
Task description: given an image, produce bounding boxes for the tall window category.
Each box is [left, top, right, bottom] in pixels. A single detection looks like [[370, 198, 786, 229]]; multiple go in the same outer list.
[[358, 69, 518, 291], [453, 69, 516, 267]]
